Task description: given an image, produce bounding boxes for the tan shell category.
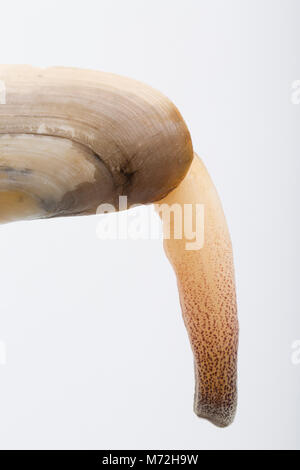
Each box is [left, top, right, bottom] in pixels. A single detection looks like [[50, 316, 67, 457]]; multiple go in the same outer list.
[[0, 65, 193, 222]]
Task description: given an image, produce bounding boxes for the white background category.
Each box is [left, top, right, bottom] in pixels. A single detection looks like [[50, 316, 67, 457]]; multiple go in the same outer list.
[[0, 0, 299, 450]]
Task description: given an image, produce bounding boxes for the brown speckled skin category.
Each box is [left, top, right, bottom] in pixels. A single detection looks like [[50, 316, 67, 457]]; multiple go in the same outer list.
[[157, 154, 238, 427]]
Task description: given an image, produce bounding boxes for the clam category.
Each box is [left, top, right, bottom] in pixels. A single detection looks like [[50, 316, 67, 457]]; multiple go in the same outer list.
[[0, 65, 238, 427]]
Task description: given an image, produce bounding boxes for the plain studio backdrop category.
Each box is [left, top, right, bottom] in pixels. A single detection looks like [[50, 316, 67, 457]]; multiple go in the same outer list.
[[0, 0, 299, 450]]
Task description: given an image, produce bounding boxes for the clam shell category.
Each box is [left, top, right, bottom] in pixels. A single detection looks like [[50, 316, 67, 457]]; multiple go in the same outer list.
[[0, 65, 193, 222]]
